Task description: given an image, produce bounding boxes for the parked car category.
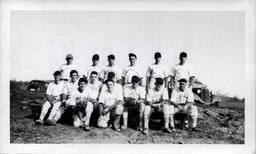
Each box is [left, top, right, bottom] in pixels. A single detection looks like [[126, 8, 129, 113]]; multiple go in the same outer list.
[[27, 80, 49, 92]]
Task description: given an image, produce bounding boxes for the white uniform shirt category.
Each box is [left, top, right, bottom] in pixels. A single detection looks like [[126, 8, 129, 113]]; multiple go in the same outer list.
[[146, 87, 169, 103], [85, 65, 102, 78], [63, 80, 79, 98], [170, 63, 195, 82], [170, 87, 194, 104], [59, 63, 79, 80], [46, 81, 65, 100], [146, 63, 169, 79], [122, 65, 143, 84], [101, 83, 123, 97], [98, 89, 123, 107], [69, 88, 89, 104], [123, 85, 146, 100], [100, 65, 122, 81], [86, 80, 102, 100]]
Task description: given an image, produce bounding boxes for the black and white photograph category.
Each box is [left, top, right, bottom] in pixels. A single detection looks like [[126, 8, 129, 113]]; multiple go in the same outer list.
[[1, 0, 255, 153]]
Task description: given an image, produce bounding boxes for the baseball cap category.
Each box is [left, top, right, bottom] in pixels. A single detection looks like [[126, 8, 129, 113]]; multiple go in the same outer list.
[[92, 54, 99, 61], [154, 52, 161, 58], [129, 53, 137, 58], [108, 54, 115, 59], [53, 71, 61, 76], [131, 75, 140, 83], [179, 52, 187, 58], [155, 77, 164, 85], [178, 78, 188, 83], [66, 54, 73, 59]]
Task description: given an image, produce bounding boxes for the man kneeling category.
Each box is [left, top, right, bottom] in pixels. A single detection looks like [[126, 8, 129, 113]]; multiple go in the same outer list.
[[169, 78, 199, 131], [98, 79, 124, 132], [143, 78, 171, 135]]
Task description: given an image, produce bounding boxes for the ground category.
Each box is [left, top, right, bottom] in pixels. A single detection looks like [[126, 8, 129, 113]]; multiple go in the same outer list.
[[10, 81, 244, 144]]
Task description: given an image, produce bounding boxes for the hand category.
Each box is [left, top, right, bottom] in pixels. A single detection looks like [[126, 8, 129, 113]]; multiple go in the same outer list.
[[51, 99, 58, 105], [177, 105, 183, 111]]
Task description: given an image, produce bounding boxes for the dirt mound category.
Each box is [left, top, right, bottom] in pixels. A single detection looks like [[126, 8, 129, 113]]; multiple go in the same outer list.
[[10, 81, 244, 144]]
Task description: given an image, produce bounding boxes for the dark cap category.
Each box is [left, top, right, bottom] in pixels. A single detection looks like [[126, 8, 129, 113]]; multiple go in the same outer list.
[[131, 75, 140, 83], [107, 71, 115, 79], [108, 54, 115, 59], [92, 54, 99, 61], [53, 71, 61, 76], [78, 77, 88, 84], [179, 52, 187, 58], [155, 77, 164, 85], [154, 52, 161, 58], [66, 54, 73, 59], [129, 53, 137, 58], [178, 78, 188, 83]]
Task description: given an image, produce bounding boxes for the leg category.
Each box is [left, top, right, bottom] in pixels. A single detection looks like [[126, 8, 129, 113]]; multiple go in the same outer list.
[[169, 105, 179, 131], [112, 104, 124, 131], [121, 102, 128, 130], [53, 106, 66, 122], [83, 101, 94, 130], [48, 101, 62, 120], [162, 103, 171, 133], [187, 105, 198, 129], [138, 103, 145, 131], [143, 105, 152, 135], [36, 101, 51, 124]]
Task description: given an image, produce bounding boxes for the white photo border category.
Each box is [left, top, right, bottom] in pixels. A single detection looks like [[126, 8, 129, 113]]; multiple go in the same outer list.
[[0, 0, 255, 153]]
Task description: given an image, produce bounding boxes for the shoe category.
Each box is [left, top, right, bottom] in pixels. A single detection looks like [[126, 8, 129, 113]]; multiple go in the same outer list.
[[142, 128, 149, 135], [170, 127, 176, 132], [35, 119, 44, 125], [51, 119, 57, 125], [191, 127, 201, 132], [114, 127, 121, 132], [163, 127, 172, 133], [137, 126, 143, 132], [45, 119, 55, 126], [83, 125, 91, 131], [121, 124, 127, 130]]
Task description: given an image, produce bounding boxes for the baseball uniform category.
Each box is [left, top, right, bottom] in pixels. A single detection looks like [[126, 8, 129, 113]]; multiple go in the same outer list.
[[169, 87, 198, 128], [38, 81, 65, 122]]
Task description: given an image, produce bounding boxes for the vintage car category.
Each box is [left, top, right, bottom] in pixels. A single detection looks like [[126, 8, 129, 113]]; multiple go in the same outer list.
[[27, 80, 49, 92]]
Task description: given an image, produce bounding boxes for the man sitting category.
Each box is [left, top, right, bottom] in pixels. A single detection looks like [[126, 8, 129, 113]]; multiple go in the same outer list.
[[123, 75, 146, 130], [143, 78, 171, 135], [169, 78, 199, 131], [98, 79, 124, 132]]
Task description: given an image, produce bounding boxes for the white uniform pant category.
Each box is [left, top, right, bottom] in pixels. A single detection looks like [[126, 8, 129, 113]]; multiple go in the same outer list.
[[39, 101, 62, 121], [73, 101, 94, 127], [169, 105, 198, 128], [143, 103, 170, 129], [122, 101, 145, 126], [98, 104, 124, 128]]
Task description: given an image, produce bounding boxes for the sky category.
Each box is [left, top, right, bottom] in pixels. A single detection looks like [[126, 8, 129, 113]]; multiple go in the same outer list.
[[10, 11, 244, 98]]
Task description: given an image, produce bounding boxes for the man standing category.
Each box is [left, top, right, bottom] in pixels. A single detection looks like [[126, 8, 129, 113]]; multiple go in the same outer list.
[[170, 52, 195, 90], [100, 54, 122, 84], [143, 78, 171, 135], [122, 75, 146, 130], [53, 70, 79, 123], [169, 78, 199, 131], [146, 52, 169, 91], [98, 79, 124, 132], [84, 54, 102, 80], [122, 53, 143, 86], [35, 71, 65, 125], [59, 54, 79, 82]]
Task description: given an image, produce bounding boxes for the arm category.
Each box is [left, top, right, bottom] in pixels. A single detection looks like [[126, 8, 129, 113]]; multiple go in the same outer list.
[[189, 76, 195, 88]]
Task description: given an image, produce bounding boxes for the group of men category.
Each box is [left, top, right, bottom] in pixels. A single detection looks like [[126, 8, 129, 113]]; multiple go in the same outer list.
[[35, 51, 199, 135]]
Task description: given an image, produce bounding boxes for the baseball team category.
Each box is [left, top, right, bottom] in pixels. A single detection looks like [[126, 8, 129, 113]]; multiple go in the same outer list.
[[35, 51, 199, 135]]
